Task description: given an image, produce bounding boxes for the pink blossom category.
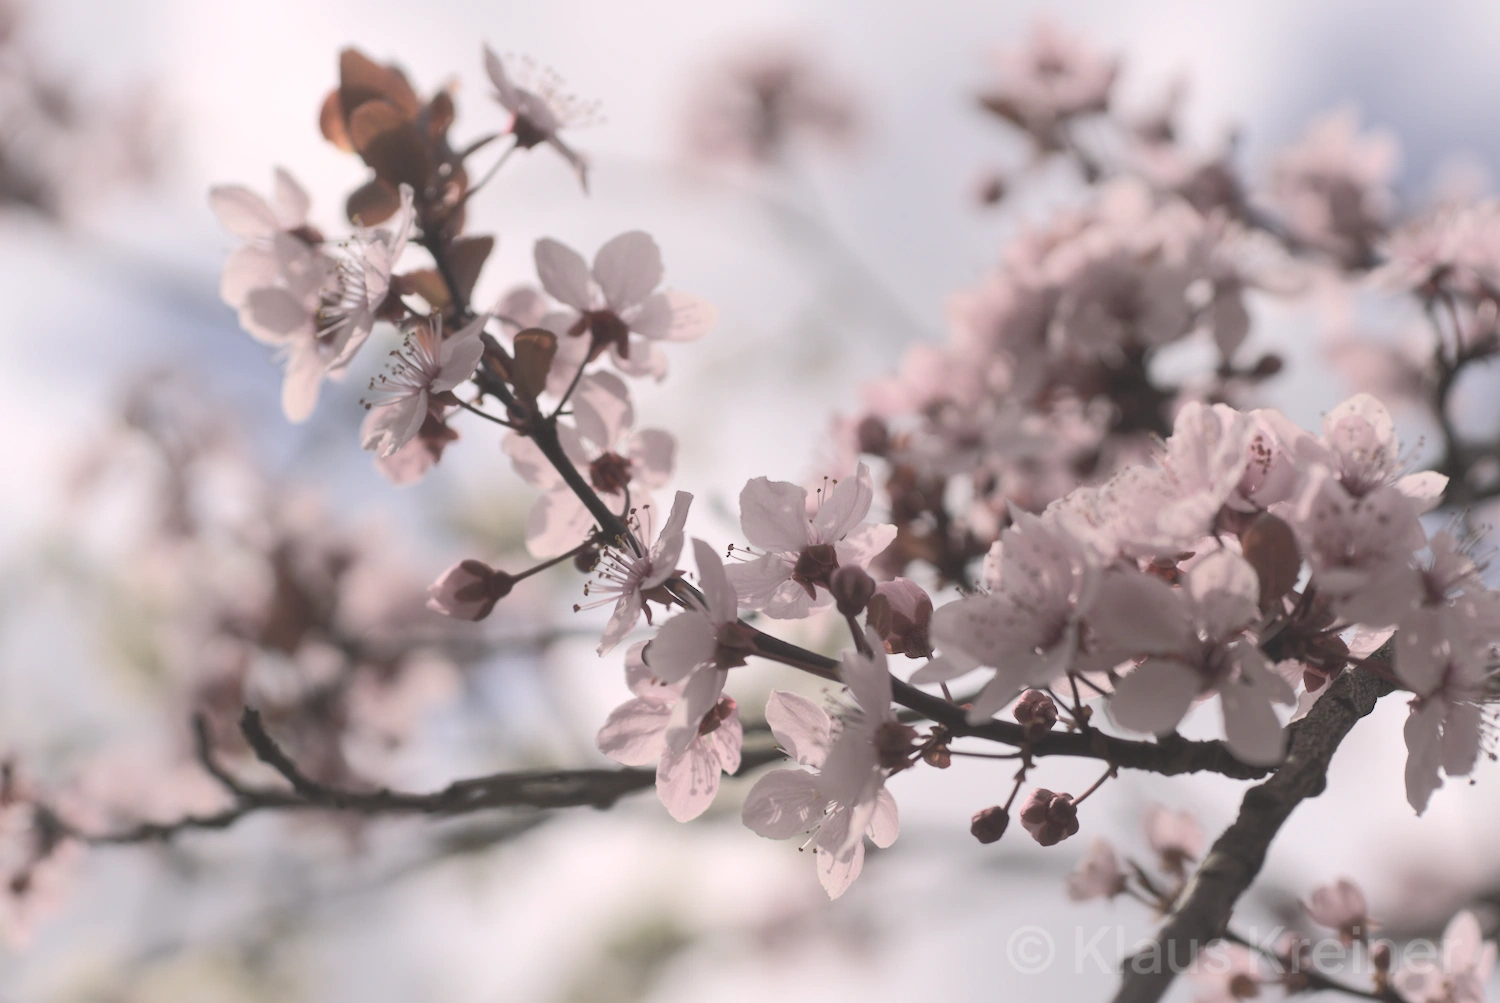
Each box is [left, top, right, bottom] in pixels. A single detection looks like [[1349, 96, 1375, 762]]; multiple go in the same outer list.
[[1067, 838, 1128, 901], [361, 314, 487, 458], [209, 167, 314, 308], [1396, 602, 1491, 814], [596, 642, 742, 822], [1144, 804, 1204, 876], [865, 577, 934, 658], [532, 230, 716, 384], [1303, 877, 1372, 945], [426, 559, 512, 620], [1191, 942, 1268, 1003], [979, 21, 1116, 148], [483, 46, 594, 189], [641, 539, 749, 754], [741, 635, 903, 899], [1395, 910, 1497, 1003], [1105, 552, 1295, 766], [726, 463, 897, 620], [584, 491, 693, 655], [921, 512, 1100, 722]]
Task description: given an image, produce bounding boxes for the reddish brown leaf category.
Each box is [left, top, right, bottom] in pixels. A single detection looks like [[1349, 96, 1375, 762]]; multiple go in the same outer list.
[[1241, 513, 1301, 608], [446, 236, 494, 306], [511, 328, 557, 405], [345, 177, 401, 226], [338, 48, 420, 121], [319, 89, 353, 151]]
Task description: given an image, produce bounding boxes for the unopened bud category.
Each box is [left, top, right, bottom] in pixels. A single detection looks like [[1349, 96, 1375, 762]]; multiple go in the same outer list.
[[426, 559, 514, 621], [866, 578, 934, 658], [573, 545, 600, 573], [1014, 689, 1058, 741], [831, 565, 877, 617], [1018, 788, 1079, 847], [922, 743, 952, 769], [1250, 353, 1284, 378], [971, 806, 1009, 844], [1371, 942, 1391, 975]]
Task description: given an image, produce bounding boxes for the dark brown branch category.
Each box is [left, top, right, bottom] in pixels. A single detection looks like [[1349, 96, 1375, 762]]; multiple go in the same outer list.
[[1110, 668, 1393, 1003]]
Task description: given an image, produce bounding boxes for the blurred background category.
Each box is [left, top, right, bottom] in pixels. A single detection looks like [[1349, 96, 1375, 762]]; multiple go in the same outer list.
[[4, 0, 1500, 999]]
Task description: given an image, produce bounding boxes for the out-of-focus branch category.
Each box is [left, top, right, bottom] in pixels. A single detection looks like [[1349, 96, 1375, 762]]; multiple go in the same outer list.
[[1110, 668, 1393, 1003], [69, 711, 782, 846]]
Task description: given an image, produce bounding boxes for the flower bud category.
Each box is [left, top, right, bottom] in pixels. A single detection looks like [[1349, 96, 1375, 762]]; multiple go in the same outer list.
[[831, 565, 877, 617], [1250, 353, 1284, 378], [866, 578, 934, 658], [426, 559, 514, 620], [970, 806, 1009, 844], [1018, 788, 1079, 847], [1370, 942, 1391, 975], [1013, 689, 1058, 741], [921, 743, 952, 769]]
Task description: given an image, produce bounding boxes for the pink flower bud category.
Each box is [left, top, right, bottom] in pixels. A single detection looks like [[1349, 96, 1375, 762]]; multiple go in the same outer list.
[[866, 578, 933, 658], [425, 560, 514, 620], [831, 565, 877, 617], [1018, 788, 1079, 847], [970, 806, 1009, 844], [1013, 689, 1058, 741]]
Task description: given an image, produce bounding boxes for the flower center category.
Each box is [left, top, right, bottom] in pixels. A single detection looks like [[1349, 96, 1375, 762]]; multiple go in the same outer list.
[[589, 451, 633, 495], [791, 543, 840, 599]]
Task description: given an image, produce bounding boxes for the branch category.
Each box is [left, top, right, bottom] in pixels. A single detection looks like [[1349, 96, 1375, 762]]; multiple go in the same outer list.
[[71, 711, 783, 845], [1110, 668, 1393, 1003]]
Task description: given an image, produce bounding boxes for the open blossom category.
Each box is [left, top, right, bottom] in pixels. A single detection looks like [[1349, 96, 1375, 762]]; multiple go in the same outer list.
[[921, 512, 1101, 723], [978, 21, 1116, 148], [360, 314, 487, 457], [228, 185, 414, 422], [1191, 942, 1267, 1003], [1396, 602, 1491, 814], [1395, 910, 1497, 1003], [1144, 804, 1203, 878], [209, 167, 315, 308], [726, 463, 897, 620], [741, 634, 903, 899], [483, 46, 593, 189], [642, 539, 751, 753], [1105, 551, 1295, 766], [1303, 877, 1372, 945], [585, 491, 693, 655], [503, 372, 675, 558], [596, 642, 742, 822], [532, 231, 717, 384], [1067, 838, 1127, 901]]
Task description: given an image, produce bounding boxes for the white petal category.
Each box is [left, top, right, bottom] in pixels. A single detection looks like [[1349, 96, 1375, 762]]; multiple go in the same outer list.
[[593, 230, 664, 313], [764, 691, 832, 768], [501, 433, 565, 490], [628, 429, 676, 489], [812, 463, 875, 544], [663, 666, 726, 755], [725, 555, 795, 612], [1403, 699, 1445, 815], [642, 491, 692, 589], [645, 610, 717, 683], [692, 538, 739, 625], [1108, 658, 1201, 736], [360, 397, 427, 458], [1442, 701, 1483, 778], [1188, 551, 1261, 639], [867, 786, 899, 848], [271, 166, 311, 227], [816, 816, 866, 900], [598, 592, 643, 656], [534, 238, 594, 311], [596, 696, 670, 766], [220, 245, 280, 309], [242, 287, 312, 344], [572, 371, 634, 450], [656, 739, 722, 822], [1218, 677, 1287, 766], [1088, 571, 1193, 656], [280, 339, 324, 423], [834, 523, 898, 569], [208, 184, 278, 239], [739, 477, 811, 552], [841, 637, 892, 719], [741, 768, 825, 839]]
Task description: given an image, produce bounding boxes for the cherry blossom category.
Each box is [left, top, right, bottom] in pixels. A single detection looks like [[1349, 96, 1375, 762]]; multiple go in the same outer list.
[[1144, 804, 1203, 877], [1302, 877, 1372, 946], [1190, 942, 1268, 1003], [209, 167, 314, 308], [584, 491, 693, 655], [532, 231, 716, 383], [1396, 602, 1491, 814], [741, 636, 903, 899], [1395, 910, 1497, 1003], [641, 539, 750, 754], [979, 20, 1117, 148], [483, 46, 594, 189], [596, 642, 742, 822], [1106, 552, 1295, 766], [726, 463, 897, 620], [361, 313, 488, 458], [921, 512, 1101, 722], [1066, 838, 1128, 901]]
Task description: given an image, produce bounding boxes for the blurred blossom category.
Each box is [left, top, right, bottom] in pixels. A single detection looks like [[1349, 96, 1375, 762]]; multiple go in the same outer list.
[[681, 41, 860, 166]]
